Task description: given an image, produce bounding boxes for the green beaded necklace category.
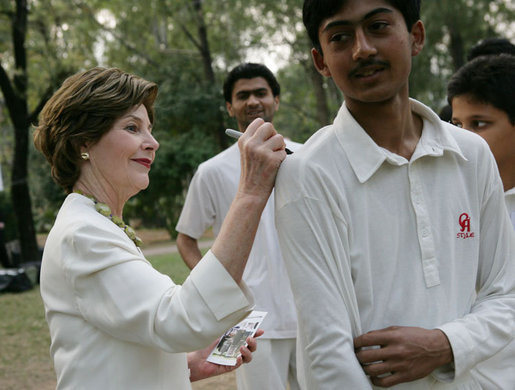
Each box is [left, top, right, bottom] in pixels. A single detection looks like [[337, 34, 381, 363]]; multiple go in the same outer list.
[[75, 191, 143, 247]]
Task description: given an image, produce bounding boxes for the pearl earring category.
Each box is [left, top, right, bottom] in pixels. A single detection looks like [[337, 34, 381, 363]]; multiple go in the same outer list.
[[81, 152, 90, 160]]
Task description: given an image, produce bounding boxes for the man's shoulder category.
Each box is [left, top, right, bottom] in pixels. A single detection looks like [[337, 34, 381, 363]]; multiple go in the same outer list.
[[286, 125, 337, 163], [276, 125, 339, 195], [197, 144, 239, 173]]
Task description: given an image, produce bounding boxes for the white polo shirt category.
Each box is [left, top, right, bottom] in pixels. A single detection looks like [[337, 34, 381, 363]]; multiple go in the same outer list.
[[505, 187, 515, 228], [471, 187, 515, 389], [275, 99, 515, 389], [176, 141, 301, 339]]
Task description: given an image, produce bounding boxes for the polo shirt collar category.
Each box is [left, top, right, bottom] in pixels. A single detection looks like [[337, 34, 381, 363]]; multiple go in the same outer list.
[[334, 98, 466, 183]]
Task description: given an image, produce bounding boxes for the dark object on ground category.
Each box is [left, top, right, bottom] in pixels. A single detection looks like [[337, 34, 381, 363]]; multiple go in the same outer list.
[[0, 268, 33, 293], [0, 240, 42, 284]]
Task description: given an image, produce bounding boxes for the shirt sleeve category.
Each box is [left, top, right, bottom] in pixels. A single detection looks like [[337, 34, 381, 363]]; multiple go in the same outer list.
[[175, 166, 216, 239], [438, 150, 515, 377], [62, 221, 253, 353], [275, 164, 372, 389]]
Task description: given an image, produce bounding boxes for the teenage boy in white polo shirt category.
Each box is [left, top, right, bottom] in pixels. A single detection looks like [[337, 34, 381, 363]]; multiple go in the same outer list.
[[275, 0, 515, 389], [447, 53, 515, 389]]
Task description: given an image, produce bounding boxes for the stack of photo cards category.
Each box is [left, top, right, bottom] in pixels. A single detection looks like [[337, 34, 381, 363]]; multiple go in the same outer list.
[[207, 310, 267, 366]]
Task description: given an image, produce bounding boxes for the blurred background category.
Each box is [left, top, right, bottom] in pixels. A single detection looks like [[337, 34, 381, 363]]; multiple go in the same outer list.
[[1, 0, 514, 263]]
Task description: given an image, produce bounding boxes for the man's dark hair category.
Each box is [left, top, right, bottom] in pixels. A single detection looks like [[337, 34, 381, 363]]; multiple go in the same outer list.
[[303, 0, 421, 53], [467, 37, 515, 61], [447, 54, 515, 124], [223, 63, 280, 103]]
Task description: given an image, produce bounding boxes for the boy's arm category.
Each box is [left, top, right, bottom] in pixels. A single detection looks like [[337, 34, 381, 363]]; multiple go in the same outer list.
[[276, 193, 371, 389], [176, 233, 203, 270]]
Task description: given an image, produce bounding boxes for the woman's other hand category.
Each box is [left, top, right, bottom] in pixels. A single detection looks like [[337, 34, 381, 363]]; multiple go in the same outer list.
[[188, 329, 264, 382]]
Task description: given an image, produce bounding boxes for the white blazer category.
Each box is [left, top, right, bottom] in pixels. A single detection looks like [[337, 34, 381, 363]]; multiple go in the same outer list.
[[40, 193, 253, 389]]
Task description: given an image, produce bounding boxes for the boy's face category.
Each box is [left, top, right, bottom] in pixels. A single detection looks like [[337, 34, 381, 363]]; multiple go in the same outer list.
[[226, 77, 280, 132], [311, 0, 424, 108], [451, 94, 515, 175]]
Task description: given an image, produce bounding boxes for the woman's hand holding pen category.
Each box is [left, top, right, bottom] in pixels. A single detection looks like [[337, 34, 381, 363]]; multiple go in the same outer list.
[[211, 118, 286, 283], [236, 118, 287, 202]]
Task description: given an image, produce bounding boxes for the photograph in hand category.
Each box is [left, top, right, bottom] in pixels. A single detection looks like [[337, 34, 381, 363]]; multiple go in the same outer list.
[[207, 311, 267, 366]]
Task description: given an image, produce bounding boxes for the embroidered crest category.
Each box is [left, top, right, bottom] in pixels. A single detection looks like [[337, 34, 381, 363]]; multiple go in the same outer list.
[[457, 213, 475, 239]]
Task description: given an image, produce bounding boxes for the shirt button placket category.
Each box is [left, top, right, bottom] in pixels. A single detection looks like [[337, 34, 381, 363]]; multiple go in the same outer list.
[[409, 163, 440, 288]]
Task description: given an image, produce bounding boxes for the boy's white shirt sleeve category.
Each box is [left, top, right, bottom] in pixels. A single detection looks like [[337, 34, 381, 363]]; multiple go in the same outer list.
[[275, 169, 372, 389]]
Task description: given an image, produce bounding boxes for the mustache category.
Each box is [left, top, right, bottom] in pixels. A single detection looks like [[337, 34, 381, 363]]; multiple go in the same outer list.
[[349, 59, 389, 78]]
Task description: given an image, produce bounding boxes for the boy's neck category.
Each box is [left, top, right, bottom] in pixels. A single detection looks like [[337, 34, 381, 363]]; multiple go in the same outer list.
[[346, 94, 423, 160]]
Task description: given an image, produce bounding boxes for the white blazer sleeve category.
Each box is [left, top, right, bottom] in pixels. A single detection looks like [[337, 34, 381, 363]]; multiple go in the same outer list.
[[62, 220, 253, 353]]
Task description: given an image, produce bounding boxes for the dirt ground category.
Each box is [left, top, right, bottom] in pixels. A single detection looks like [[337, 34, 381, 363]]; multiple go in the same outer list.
[[0, 371, 236, 390], [194, 372, 237, 389]]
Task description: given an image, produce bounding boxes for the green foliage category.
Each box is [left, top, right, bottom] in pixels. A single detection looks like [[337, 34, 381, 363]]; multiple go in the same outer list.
[[411, 0, 514, 111], [128, 130, 219, 237], [122, 57, 225, 235], [1, 0, 513, 235], [29, 148, 66, 233], [147, 252, 193, 284], [0, 191, 17, 241]]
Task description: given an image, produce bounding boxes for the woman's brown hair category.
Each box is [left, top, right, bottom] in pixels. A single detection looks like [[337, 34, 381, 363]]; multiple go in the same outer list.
[[34, 67, 158, 193]]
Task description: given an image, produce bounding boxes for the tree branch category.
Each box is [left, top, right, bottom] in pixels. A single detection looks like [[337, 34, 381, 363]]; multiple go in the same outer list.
[[176, 20, 202, 52], [0, 64, 18, 123], [28, 84, 54, 125], [71, 0, 159, 67], [13, 0, 28, 73]]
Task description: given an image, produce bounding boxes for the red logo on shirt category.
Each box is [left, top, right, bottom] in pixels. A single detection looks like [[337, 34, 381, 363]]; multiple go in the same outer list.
[[457, 213, 474, 239]]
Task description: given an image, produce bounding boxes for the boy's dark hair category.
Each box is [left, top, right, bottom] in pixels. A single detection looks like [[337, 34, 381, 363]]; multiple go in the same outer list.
[[223, 63, 281, 103], [438, 104, 452, 123], [447, 54, 515, 124], [303, 0, 421, 53], [467, 37, 515, 61]]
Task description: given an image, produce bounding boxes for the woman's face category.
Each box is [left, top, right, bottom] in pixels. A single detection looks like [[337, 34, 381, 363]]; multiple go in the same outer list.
[[85, 104, 159, 199]]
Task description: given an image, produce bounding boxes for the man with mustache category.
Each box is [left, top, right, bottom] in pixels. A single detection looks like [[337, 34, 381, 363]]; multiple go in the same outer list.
[[176, 63, 301, 390], [274, 0, 515, 389]]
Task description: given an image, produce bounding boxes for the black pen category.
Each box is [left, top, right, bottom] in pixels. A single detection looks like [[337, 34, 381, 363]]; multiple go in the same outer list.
[[225, 129, 293, 155]]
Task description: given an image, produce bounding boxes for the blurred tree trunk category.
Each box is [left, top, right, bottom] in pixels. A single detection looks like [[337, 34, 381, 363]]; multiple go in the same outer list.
[[190, 0, 227, 149], [0, 0, 39, 262], [0, 0, 53, 263], [447, 25, 465, 71]]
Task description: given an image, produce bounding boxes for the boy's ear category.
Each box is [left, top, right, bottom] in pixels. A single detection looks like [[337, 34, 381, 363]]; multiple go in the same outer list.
[[226, 101, 235, 117], [312, 48, 332, 77], [273, 95, 280, 111], [411, 20, 425, 57]]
